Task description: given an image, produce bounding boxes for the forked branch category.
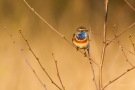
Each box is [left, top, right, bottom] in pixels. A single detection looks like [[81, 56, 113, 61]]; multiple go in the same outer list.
[[23, 0, 99, 67], [102, 24, 135, 90], [107, 23, 135, 45], [4, 27, 47, 90], [19, 30, 62, 90], [52, 53, 65, 90], [112, 30, 134, 67], [119, 42, 135, 56], [99, 0, 108, 89]]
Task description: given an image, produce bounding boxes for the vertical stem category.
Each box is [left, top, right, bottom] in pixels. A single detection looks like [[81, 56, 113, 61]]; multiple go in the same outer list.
[[99, 0, 108, 90]]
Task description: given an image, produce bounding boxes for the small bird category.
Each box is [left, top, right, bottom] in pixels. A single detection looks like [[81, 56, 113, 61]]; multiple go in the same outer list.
[[72, 26, 90, 56]]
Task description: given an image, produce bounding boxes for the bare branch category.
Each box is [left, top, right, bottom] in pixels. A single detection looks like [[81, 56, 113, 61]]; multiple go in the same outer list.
[[89, 27, 98, 90], [120, 46, 134, 67], [119, 42, 135, 56], [112, 29, 134, 67], [107, 23, 135, 45], [129, 35, 135, 52], [99, 0, 108, 89], [102, 67, 135, 90], [52, 53, 65, 90], [125, 0, 135, 12], [23, 0, 99, 67], [108, 29, 135, 55], [91, 30, 117, 42], [4, 27, 47, 90], [102, 28, 135, 89], [90, 62, 98, 90], [19, 30, 62, 90]]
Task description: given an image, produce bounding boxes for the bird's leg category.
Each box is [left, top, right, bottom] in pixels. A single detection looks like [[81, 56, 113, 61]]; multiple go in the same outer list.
[[87, 48, 90, 56], [76, 47, 79, 51], [84, 49, 87, 57]]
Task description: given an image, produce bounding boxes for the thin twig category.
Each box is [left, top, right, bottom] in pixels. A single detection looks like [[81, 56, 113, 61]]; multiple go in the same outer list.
[[99, 0, 108, 89], [107, 29, 135, 55], [125, 0, 135, 12], [91, 31, 103, 37], [102, 29, 135, 89], [107, 23, 135, 45], [119, 42, 135, 56], [19, 30, 62, 90], [112, 29, 134, 67], [89, 27, 98, 90], [129, 34, 135, 52], [91, 30, 115, 42], [120, 46, 134, 67], [52, 53, 65, 90], [102, 67, 135, 90], [4, 27, 47, 90], [90, 62, 98, 90], [23, 0, 99, 67]]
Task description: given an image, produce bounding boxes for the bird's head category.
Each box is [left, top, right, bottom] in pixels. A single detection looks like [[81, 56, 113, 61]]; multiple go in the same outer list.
[[76, 26, 89, 32], [74, 26, 89, 40]]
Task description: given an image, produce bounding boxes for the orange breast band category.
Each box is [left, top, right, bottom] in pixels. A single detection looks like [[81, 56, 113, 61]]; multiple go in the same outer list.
[[74, 37, 88, 44]]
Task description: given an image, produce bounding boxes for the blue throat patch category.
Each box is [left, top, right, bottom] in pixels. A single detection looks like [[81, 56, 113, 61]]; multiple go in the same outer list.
[[76, 32, 87, 40]]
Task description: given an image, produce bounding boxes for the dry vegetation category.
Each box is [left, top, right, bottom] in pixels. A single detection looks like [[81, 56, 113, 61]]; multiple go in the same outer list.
[[1, 0, 135, 90]]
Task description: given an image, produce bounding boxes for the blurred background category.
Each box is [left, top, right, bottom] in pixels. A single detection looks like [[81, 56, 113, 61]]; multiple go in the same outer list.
[[0, 0, 135, 90]]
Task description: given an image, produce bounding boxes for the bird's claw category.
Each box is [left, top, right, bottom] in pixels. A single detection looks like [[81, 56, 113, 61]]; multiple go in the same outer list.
[[76, 47, 79, 51], [84, 52, 87, 57]]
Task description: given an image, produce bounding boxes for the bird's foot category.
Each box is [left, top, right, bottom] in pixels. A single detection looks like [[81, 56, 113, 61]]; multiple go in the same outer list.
[[84, 52, 87, 57], [76, 47, 79, 51]]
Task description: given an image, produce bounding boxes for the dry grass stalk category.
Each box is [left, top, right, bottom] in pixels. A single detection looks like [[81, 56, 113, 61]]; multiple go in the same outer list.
[[52, 53, 65, 90], [4, 27, 47, 90], [19, 30, 62, 90], [5, 0, 135, 90]]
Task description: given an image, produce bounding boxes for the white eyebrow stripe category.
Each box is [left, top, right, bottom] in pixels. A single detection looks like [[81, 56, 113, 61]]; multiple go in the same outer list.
[[78, 28, 85, 30]]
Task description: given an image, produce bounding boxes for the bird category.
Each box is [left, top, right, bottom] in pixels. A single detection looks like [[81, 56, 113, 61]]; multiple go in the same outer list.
[[72, 26, 90, 57]]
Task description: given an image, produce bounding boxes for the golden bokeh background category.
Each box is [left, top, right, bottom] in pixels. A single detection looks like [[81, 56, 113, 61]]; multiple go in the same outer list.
[[0, 0, 135, 90]]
